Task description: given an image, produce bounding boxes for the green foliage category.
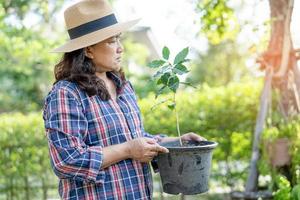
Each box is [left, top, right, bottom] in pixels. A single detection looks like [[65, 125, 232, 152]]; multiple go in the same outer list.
[[257, 118, 300, 200], [292, 184, 300, 200], [173, 47, 189, 65], [148, 60, 165, 68], [0, 112, 57, 199], [129, 74, 157, 99], [0, 22, 58, 112], [121, 34, 159, 98], [122, 35, 150, 67], [196, 0, 239, 44], [263, 120, 299, 141], [0, 0, 64, 23], [187, 40, 250, 86], [147, 46, 191, 97], [147, 46, 193, 141], [274, 175, 292, 200], [162, 46, 170, 60], [292, 141, 300, 185], [0, 2, 61, 113]]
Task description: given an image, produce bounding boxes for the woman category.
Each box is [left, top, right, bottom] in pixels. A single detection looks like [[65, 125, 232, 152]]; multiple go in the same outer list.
[[43, 0, 204, 199]]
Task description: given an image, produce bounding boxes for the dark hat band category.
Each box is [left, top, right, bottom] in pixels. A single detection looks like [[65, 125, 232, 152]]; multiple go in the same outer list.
[[68, 13, 118, 39]]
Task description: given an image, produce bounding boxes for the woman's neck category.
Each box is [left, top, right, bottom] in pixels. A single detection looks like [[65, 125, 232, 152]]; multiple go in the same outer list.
[[96, 71, 117, 100], [96, 72, 108, 81]]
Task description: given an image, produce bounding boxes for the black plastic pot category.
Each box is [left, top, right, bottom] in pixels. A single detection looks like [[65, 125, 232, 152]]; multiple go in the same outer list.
[[156, 140, 218, 195]]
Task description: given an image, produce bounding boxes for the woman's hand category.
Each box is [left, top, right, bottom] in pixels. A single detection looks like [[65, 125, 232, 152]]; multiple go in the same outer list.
[[126, 137, 169, 163], [180, 132, 206, 142]]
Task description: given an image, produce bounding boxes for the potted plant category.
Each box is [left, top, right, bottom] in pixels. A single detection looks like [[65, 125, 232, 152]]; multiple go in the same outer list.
[[147, 46, 218, 195], [262, 120, 296, 168], [263, 127, 291, 168]]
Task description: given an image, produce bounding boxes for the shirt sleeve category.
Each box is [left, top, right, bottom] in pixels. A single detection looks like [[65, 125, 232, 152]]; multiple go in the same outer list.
[[43, 88, 105, 184]]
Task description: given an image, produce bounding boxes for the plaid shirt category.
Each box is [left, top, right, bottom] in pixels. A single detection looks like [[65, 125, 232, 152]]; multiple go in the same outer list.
[[43, 72, 160, 200]]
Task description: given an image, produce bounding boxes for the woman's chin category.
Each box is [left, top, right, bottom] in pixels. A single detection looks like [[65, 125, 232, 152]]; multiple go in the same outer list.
[[114, 65, 122, 71]]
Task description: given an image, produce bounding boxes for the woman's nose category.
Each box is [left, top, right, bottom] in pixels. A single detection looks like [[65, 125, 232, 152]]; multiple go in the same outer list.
[[117, 41, 123, 53]]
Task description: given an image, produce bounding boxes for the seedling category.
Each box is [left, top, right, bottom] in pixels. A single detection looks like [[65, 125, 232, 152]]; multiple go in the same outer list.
[[147, 46, 194, 145]]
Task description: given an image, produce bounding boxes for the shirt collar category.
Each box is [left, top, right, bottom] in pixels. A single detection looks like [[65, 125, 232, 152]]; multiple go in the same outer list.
[[107, 71, 123, 89]]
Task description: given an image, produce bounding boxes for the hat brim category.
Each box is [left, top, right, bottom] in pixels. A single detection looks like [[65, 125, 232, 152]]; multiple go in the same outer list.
[[51, 18, 140, 53]]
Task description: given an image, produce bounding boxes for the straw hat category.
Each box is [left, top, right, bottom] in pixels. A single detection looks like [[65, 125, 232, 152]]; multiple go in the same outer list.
[[52, 0, 139, 53]]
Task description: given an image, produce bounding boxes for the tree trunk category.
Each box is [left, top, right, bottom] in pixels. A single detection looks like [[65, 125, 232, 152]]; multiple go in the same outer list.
[[268, 0, 297, 117], [245, 0, 298, 192]]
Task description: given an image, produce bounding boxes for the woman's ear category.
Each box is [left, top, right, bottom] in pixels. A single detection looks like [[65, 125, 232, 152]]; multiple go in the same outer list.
[[84, 47, 94, 59]]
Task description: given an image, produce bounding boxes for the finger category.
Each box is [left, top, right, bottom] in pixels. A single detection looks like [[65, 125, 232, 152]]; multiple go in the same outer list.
[[196, 135, 207, 141], [155, 145, 169, 153], [144, 137, 157, 144], [148, 143, 169, 153], [192, 136, 206, 142], [188, 133, 207, 141], [191, 134, 201, 141], [147, 143, 158, 151], [181, 132, 195, 141]]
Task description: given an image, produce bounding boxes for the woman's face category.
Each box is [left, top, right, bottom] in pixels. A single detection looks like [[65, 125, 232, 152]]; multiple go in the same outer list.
[[85, 33, 123, 73]]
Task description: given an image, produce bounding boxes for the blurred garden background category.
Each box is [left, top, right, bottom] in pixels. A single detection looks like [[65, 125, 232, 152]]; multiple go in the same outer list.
[[0, 0, 300, 199]]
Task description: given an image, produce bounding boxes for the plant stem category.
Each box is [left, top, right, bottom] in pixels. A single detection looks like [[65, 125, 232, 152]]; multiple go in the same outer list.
[[174, 93, 182, 146]]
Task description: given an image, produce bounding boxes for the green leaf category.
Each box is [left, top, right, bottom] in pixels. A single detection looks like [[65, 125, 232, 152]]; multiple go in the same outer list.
[[157, 78, 163, 85], [180, 59, 191, 64], [173, 63, 189, 75], [168, 75, 179, 92], [155, 86, 166, 98], [167, 102, 176, 110], [162, 46, 170, 60], [147, 60, 166, 68], [160, 72, 171, 85], [173, 47, 189, 65], [153, 65, 170, 79]]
